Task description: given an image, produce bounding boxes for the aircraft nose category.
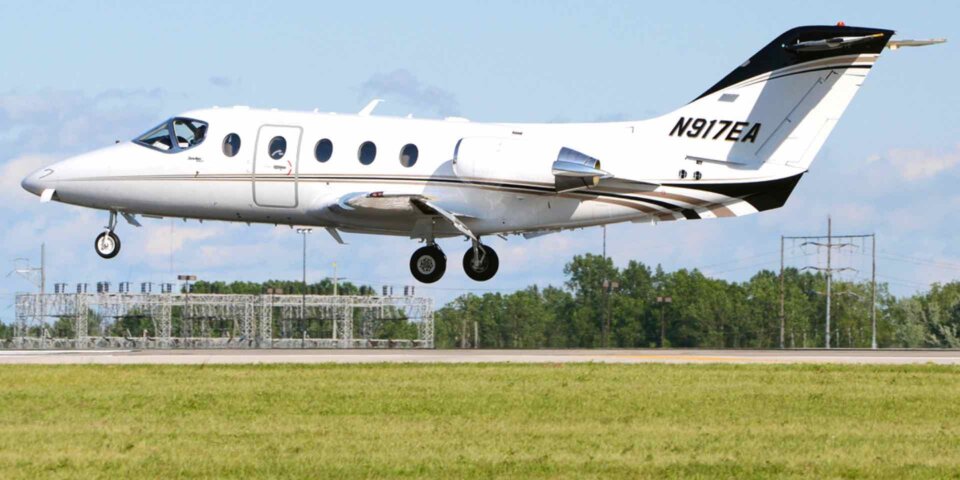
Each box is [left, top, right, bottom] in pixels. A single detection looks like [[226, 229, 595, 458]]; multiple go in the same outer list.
[[21, 168, 54, 196]]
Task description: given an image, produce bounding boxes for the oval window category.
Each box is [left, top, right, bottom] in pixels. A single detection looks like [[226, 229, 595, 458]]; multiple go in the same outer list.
[[222, 133, 241, 157], [315, 138, 333, 162], [358, 141, 377, 165], [268, 136, 286, 160], [399, 144, 418, 167]]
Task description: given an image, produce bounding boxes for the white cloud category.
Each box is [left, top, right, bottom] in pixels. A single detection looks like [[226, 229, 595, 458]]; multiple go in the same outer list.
[[866, 144, 960, 182], [829, 202, 877, 230], [0, 89, 165, 156]]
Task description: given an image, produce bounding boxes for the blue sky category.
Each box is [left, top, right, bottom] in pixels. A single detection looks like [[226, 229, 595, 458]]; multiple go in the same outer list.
[[1, 0, 958, 319]]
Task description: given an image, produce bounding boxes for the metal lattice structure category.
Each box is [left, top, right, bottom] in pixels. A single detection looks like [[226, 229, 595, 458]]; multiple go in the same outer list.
[[11, 293, 433, 349]]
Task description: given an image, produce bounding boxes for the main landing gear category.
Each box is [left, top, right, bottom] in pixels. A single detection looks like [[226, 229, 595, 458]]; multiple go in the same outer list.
[[410, 244, 446, 284], [462, 242, 499, 282], [408, 240, 499, 283], [405, 198, 500, 283], [95, 211, 121, 259]]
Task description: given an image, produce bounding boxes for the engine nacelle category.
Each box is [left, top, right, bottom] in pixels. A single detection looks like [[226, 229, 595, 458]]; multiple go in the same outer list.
[[452, 137, 556, 185], [453, 137, 609, 192]]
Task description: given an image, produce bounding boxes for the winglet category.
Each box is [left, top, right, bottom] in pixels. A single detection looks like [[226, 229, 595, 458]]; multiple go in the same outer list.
[[358, 99, 383, 116]]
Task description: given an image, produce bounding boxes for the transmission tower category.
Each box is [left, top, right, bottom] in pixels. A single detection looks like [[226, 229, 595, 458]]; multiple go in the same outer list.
[[780, 216, 877, 349]]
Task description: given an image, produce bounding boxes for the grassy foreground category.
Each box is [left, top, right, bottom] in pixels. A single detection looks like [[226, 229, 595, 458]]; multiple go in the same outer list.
[[0, 364, 959, 479]]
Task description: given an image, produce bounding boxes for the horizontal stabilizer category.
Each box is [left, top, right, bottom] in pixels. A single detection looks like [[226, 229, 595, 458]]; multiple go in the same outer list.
[[887, 38, 947, 50]]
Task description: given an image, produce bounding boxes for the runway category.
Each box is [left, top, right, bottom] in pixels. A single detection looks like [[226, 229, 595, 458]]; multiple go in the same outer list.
[[0, 349, 959, 365]]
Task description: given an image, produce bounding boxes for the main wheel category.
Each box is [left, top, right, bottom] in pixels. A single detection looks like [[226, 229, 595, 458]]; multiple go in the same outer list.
[[463, 244, 499, 281], [409, 245, 446, 283], [95, 231, 121, 259]]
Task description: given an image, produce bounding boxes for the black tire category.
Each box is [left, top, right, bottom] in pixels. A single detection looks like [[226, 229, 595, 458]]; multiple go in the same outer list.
[[463, 245, 499, 281], [409, 245, 446, 283], [95, 231, 121, 259]]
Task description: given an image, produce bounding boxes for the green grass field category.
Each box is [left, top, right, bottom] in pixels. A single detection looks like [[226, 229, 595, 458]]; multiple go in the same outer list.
[[0, 363, 958, 479]]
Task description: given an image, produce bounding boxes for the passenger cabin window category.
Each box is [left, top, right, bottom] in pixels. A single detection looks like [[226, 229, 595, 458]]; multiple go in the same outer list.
[[358, 141, 376, 165], [315, 139, 333, 162], [134, 117, 208, 153], [222, 133, 241, 157], [269, 136, 287, 159], [400, 144, 418, 167]]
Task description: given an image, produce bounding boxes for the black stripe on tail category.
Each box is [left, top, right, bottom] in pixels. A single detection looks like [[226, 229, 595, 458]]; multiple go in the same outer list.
[[694, 25, 893, 102]]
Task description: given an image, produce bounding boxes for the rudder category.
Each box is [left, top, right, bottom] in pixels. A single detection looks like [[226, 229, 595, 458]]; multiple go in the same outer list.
[[663, 25, 893, 170]]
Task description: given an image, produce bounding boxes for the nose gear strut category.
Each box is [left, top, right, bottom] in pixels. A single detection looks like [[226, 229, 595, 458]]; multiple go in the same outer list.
[[94, 210, 121, 259]]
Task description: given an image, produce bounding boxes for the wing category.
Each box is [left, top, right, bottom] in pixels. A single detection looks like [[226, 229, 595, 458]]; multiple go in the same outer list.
[[316, 192, 477, 240]]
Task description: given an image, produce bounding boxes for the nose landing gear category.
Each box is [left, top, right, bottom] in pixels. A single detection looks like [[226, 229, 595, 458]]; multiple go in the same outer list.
[[94, 211, 121, 259]]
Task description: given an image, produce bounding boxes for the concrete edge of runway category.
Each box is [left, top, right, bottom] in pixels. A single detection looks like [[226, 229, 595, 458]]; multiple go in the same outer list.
[[0, 349, 958, 365]]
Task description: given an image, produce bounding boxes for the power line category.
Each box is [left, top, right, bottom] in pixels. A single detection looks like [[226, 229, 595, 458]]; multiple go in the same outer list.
[[876, 273, 930, 290], [877, 253, 960, 272]]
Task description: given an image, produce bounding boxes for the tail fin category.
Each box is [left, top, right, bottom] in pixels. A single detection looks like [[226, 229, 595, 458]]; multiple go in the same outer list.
[[665, 25, 893, 170]]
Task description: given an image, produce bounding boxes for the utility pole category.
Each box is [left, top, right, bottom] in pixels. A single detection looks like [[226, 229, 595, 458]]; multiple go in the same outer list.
[[40, 243, 45, 297], [602, 225, 607, 260], [602, 279, 619, 348], [332, 262, 338, 296], [12, 244, 48, 335], [296, 228, 312, 320], [657, 296, 672, 348], [779, 235, 785, 349], [871, 234, 877, 350], [600, 224, 616, 348], [40, 243, 45, 330], [826, 216, 832, 349]]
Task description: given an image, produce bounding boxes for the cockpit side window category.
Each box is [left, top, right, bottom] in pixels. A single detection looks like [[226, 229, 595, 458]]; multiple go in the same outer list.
[[137, 123, 174, 151], [134, 117, 208, 153]]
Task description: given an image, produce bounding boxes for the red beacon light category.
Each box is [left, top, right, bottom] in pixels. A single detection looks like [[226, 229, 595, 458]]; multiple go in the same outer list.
[[837, 21, 846, 27]]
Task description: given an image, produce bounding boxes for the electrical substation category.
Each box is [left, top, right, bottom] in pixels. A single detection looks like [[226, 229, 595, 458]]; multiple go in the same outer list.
[[12, 286, 434, 349]]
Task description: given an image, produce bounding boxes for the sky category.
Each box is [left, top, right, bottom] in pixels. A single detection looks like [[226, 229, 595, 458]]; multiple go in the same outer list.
[[0, 0, 958, 321]]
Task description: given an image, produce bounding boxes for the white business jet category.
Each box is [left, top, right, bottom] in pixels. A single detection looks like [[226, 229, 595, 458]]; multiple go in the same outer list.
[[21, 25, 943, 283]]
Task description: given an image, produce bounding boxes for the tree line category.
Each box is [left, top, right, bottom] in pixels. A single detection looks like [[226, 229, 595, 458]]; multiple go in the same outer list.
[[434, 254, 960, 349], [8, 254, 960, 348]]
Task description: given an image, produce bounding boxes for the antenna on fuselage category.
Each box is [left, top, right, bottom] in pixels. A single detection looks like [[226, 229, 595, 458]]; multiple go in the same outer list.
[[358, 99, 384, 116]]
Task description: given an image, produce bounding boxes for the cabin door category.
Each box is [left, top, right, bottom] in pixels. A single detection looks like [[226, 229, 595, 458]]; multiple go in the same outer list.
[[253, 124, 301, 208]]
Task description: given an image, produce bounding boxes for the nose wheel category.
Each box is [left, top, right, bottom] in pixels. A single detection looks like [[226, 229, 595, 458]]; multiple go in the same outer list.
[[409, 245, 446, 283], [95, 210, 121, 259], [95, 231, 121, 259], [463, 243, 499, 281]]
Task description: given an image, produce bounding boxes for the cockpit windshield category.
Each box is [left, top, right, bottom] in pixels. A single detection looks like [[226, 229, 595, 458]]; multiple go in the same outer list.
[[134, 117, 208, 152]]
